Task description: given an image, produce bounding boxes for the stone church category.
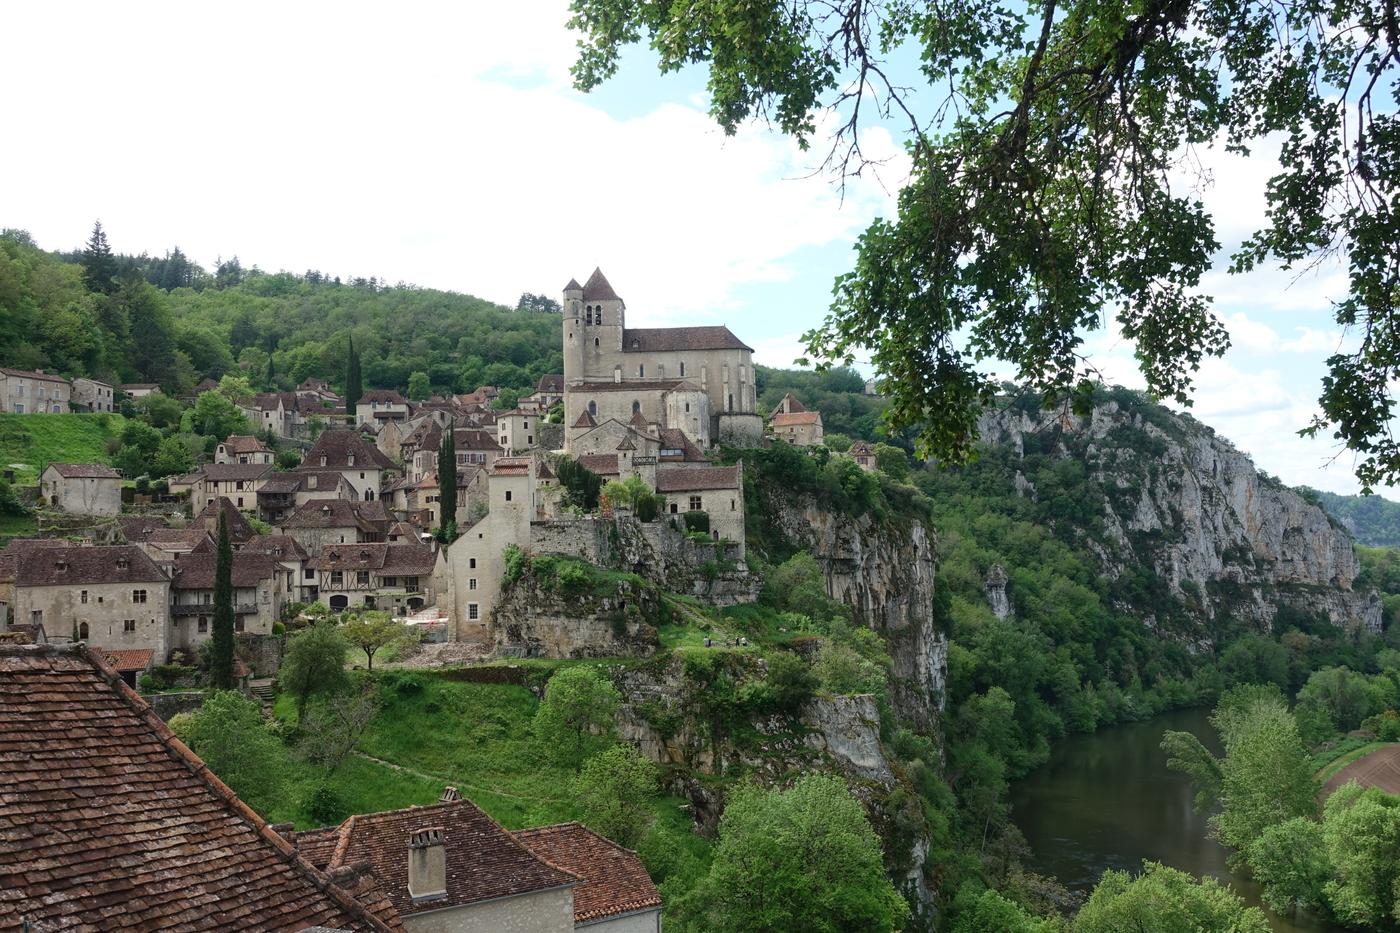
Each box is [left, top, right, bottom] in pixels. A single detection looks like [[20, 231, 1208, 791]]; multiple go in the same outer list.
[[562, 268, 763, 453]]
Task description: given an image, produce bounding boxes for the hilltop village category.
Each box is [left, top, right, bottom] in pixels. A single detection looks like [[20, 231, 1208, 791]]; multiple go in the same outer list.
[[0, 270, 889, 931]]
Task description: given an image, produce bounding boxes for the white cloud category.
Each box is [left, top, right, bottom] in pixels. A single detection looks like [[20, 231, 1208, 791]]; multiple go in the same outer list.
[[1, 0, 898, 327]]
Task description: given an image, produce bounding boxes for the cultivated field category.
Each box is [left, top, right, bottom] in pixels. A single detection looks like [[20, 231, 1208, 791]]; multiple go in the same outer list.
[[1321, 743, 1400, 797]]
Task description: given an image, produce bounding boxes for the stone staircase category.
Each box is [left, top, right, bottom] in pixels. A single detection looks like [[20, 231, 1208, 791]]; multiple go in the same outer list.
[[248, 677, 276, 707]]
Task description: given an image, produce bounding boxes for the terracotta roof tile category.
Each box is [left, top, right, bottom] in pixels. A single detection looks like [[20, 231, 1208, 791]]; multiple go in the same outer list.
[[576, 454, 620, 477], [301, 431, 394, 471], [621, 325, 752, 353], [13, 544, 167, 586], [0, 643, 400, 932], [221, 435, 272, 453], [170, 551, 281, 589], [581, 267, 620, 302], [192, 498, 258, 543], [90, 647, 154, 672], [281, 499, 390, 532], [771, 411, 821, 427], [0, 368, 70, 384], [292, 798, 577, 918], [513, 822, 661, 923]]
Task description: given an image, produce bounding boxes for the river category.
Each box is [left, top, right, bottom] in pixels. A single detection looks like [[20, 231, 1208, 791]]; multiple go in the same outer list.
[[1011, 708, 1343, 932]]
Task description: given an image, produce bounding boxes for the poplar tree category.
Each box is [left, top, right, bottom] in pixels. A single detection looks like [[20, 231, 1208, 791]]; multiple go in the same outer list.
[[209, 512, 236, 689]]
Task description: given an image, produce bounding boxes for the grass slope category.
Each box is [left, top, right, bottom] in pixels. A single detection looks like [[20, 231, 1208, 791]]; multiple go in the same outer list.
[[0, 413, 123, 484]]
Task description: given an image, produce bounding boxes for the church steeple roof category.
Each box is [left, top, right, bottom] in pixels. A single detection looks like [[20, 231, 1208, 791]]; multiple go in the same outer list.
[[582, 268, 621, 302], [564, 278, 583, 292], [572, 409, 597, 429]]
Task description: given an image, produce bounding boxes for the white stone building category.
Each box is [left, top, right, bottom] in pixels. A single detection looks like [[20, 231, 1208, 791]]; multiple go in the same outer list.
[[40, 463, 122, 516], [0, 368, 71, 413]]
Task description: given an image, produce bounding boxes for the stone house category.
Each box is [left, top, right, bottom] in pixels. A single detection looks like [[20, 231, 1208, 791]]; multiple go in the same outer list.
[[237, 534, 316, 603], [256, 470, 356, 524], [407, 427, 501, 482], [5, 544, 170, 657], [849, 441, 877, 471], [168, 550, 286, 649], [456, 385, 499, 408], [88, 646, 154, 688], [298, 429, 395, 501], [215, 434, 274, 465], [561, 269, 763, 449], [309, 541, 436, 613], [497, 409, 542, 454], [0, 368, 71, 413], [356, 388, 410, 427], [119, 383, 160, 399], [279, 498, 391, 553], [0, 642, 402, 932], [117, 519, 212, 561], [767, 393, 824, 447], [287, 790, 580, 932], [520, 373, 566, 412], [190, 497, 259, 545], [40, 463, 122, 516], [192, 463, 273, 513], [71, 377, 115, 412], [656, 464, 746, 553]]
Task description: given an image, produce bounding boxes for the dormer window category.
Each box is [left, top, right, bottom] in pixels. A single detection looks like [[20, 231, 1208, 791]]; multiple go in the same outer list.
[[320, 456, 327, 466], [631, 338, 640, 349], [348, 454, 355, 466]]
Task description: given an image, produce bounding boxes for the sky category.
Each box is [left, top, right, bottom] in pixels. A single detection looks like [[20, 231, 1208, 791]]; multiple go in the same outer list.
[[2, 1, 1373, 494]]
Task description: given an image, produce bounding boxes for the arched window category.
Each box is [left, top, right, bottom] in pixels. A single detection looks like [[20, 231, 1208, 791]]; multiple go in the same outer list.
[[594, 337, 600, 348], [679, 362, 685, 377], [588, 400, 598, 417], [632, 400, 641, 414], [78, 622, 89, 640], [638, 364, 645, 377], [585, 306, 594, 325]]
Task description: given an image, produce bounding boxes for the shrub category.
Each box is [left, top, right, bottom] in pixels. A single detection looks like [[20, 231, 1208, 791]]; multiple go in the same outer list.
[[502, 544, 528, 585], [302, 785, 349, 826], [555, 561, 591, 595], [683, 510, 711, 534]]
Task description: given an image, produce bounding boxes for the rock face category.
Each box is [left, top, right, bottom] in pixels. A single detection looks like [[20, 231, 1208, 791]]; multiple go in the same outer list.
[[492, 571, 660, 658], [978, 397, 1382, 634], [767, 498, 946, 728], [984, 564, 1011, 619]]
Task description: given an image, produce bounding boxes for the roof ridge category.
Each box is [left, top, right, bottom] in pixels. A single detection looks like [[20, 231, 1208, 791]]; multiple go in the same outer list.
[[74, 645, 396, 932]]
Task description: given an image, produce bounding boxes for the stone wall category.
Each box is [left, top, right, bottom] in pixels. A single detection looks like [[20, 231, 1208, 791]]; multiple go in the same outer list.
[[146, 691, 205, 720], [492, 570, 660, 659]]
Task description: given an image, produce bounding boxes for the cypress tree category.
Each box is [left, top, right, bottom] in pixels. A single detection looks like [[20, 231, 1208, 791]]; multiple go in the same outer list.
[[344, 334, 362, 421], [210, 511, 236, 689], [437, 422, 457, 541], [264, 351, 276, 389], [81, 220, 117, 294]]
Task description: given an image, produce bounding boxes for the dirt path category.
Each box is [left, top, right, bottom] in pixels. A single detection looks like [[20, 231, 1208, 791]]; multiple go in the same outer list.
[[1321, 744, 1400, 797], [350, 751, 565, 804]]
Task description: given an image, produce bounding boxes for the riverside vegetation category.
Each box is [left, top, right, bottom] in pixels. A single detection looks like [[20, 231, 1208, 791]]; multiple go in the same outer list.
[[10, 226, 1400, 928]]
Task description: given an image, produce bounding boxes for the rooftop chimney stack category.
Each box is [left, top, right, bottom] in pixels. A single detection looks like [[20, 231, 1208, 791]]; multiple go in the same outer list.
[[407, 828, 446, 902]]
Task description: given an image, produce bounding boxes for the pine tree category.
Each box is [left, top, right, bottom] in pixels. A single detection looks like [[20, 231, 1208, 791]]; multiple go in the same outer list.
[[81, 220, 117, 294], [344, 334, 362, 421], [210, 511, 236, 689], [437, 422, 457, 541]]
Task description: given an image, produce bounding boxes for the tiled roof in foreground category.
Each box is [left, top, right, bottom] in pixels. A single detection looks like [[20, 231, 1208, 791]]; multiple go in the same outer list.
[[0, 643, 399, 931], [513, 822, 661, 923]]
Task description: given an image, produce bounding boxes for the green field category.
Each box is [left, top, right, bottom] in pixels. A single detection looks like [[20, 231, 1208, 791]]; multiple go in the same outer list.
[[1315, 739, 1392, 783], [0, 413, 124, 485]]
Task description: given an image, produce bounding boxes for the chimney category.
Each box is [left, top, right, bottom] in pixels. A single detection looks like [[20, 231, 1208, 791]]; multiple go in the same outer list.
[[407, 828, 447, 902]]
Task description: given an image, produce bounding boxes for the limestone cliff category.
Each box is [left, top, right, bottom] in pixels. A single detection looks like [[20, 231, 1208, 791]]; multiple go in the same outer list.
[[492, 567, 661, 659], [761, 494, 946, 729], [977, 393, 1382, 635]]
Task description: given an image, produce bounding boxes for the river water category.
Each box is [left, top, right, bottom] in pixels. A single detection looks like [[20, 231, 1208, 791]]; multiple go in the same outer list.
[[1011, 708, 1343, 932]]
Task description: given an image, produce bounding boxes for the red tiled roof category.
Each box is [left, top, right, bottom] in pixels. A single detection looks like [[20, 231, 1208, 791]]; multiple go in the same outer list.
[[771, 392, 807, 414], [45, 462, 121, 479], [290, 798, 577, 918], [359, 389, 407, 404], [0, 368, 70, 384], [513, 822, 661, 923], [492, 457, 532, 476], [0, 643, 400, 932], [535, 374, 565, 394], [200, 463, 275, 482], [621, 325, 752, 353], [91, 647, 154, 672], [655, 465, 741, 492], [221, 435, 271, 453], [310, 543, 435, 576]]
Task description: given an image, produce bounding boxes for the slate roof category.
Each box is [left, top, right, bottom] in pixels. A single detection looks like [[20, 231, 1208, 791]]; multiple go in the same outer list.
[[621, 325, 752, 353], [281, 499, 390, 531], [658, 428, 709, 462], [236, 535, 310, 561], [581, 267, 621, 302], [454, 428, 502, 451], [310, 543, 435, 576], [0, 539, 67, 585], [563, 277, 583, 292], [655, 465, 741, 492], [302, 431, 395, 471], [12, 544, 167, 587], [535, 374, 565, 394], [45, 462, 121, 479], [513, 822, 661, 923], [570, 379, 704, 394], [572, 409, 597, 429], [0, 643, 400, 932], [359, 389, 406, 405], [289, 796, 577, 919], [120, 382, 161, 391]]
